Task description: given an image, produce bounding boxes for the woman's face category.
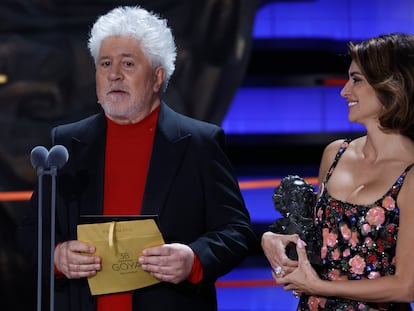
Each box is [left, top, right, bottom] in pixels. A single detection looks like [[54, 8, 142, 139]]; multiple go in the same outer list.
[[340, 60, 383, 125]]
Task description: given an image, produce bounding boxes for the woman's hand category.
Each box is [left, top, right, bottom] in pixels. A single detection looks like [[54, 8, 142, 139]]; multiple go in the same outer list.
[[261, 231, 299, 278], [275, 238, 321, 296]]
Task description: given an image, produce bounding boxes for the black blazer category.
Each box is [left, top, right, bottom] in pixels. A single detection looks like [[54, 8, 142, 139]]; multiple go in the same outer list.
[[25, 103, 257, 311]]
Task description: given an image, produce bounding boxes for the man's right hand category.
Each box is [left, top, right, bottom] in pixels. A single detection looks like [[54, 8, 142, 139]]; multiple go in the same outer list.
[[54, 240, 101, 279]]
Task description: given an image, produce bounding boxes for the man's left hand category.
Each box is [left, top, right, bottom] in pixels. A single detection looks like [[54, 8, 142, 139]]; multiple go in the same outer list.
[[138, 243, 194, 284]]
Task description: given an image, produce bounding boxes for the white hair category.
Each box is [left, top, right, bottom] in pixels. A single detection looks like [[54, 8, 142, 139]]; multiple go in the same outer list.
[[88, 6, 177, 92]]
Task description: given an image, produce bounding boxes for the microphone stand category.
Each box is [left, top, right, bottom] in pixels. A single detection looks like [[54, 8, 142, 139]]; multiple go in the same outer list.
[[36, 167, 45, 311], [37, 166, 57, 311], [46, 166, 58, 311]]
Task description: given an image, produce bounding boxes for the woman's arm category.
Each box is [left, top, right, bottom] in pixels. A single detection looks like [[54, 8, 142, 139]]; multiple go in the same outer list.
[[276, 167, 414, 303]]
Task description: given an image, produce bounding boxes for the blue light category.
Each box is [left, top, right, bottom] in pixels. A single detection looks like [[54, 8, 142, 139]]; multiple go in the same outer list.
[[222, 87, 365, 134], [253, 0, 414, 40], [222, 0, 414, 135]]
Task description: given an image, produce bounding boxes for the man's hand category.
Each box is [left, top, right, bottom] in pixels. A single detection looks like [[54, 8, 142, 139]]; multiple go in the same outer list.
[[54, 240, 101, 279], [138, 243, 194, 284]]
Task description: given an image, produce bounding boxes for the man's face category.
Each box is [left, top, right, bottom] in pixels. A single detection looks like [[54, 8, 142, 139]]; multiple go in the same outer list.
[[95, 35, 164, 124]]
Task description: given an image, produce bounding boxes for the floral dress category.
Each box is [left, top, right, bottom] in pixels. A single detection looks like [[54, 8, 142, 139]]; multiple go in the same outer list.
[[297, 139, 413, 311]]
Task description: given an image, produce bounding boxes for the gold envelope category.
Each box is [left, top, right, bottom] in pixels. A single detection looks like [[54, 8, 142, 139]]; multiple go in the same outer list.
[[77, 218, 165, 295]]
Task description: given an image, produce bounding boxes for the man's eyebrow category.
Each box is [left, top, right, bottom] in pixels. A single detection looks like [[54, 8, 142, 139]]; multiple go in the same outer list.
[[98, 53, 137, 61], [97, 55, 110, 62], [120, 52, 135, 58]]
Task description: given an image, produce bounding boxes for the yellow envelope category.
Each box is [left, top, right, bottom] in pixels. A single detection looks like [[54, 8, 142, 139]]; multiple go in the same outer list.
[[77, 218, 165, 295]]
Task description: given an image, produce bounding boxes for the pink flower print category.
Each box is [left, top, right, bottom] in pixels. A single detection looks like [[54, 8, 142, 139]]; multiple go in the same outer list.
[[368, 271, 380, 279], [340, 224, 351, 240], [364, 237, 373, 247], [382, 196, 395, 211], [361, 223, 371, 235], [321, 246, 327, 259], [317, 208, 323, 220], [322, 228, 329, 245], [343, 248, 351, 257], [328, 269, 347, 281], [319, 297, 326, 309], [327, 232, 338, 247], [331, 248, 341, 260], [349, 255, 366, 275], [307, 296, 327, 311], [365, 207, 385, 226], [328, 269, 341, 280], [350, 231, 359, 248], [307, 296, 319, 311]]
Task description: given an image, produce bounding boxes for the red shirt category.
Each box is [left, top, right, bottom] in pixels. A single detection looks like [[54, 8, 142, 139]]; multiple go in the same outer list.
[[97, 108, 159, 311], [95, 106, 202, 310]]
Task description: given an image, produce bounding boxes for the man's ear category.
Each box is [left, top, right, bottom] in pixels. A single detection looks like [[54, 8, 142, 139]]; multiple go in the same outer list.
[[153, 67, 166, 92]]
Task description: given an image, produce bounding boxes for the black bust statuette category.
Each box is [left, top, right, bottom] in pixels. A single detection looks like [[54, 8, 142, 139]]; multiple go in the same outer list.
[[271, 175, 321, 265]]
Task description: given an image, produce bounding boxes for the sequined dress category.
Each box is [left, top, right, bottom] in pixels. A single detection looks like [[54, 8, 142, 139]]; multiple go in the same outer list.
[[298, 139, 413, 311]]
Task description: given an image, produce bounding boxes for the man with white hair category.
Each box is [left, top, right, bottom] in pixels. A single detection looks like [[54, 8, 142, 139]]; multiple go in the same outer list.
[[21, 6, 257, 311]]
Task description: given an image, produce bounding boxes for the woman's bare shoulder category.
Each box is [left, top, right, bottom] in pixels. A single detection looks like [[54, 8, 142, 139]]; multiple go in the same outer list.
[[322, 139, 349, 159], [322, 137, 364, 158], [318, 138, 363, 185]]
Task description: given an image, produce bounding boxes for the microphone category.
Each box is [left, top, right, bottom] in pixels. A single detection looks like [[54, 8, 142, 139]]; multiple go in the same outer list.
[[30, 146, 49, 175], [30, 144, 69, 311], [47, 145, 69, 170]]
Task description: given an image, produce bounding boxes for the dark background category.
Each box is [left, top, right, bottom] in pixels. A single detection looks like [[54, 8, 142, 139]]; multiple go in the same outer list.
[[1, 0, 411, 309]]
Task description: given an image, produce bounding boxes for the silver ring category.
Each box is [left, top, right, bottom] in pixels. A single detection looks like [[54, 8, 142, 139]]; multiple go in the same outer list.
[[292, 290, 301, 298], [273, 266, 283, 277]]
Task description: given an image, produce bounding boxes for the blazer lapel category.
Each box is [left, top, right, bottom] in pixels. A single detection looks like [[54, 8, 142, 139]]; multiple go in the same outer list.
[[71, 112, 106, 216], [141, 103, 190, 216]]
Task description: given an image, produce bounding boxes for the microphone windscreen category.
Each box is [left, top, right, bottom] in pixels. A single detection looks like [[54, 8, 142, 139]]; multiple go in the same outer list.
[[47, 145, 69, 169], [30, 146, 49, 169]]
